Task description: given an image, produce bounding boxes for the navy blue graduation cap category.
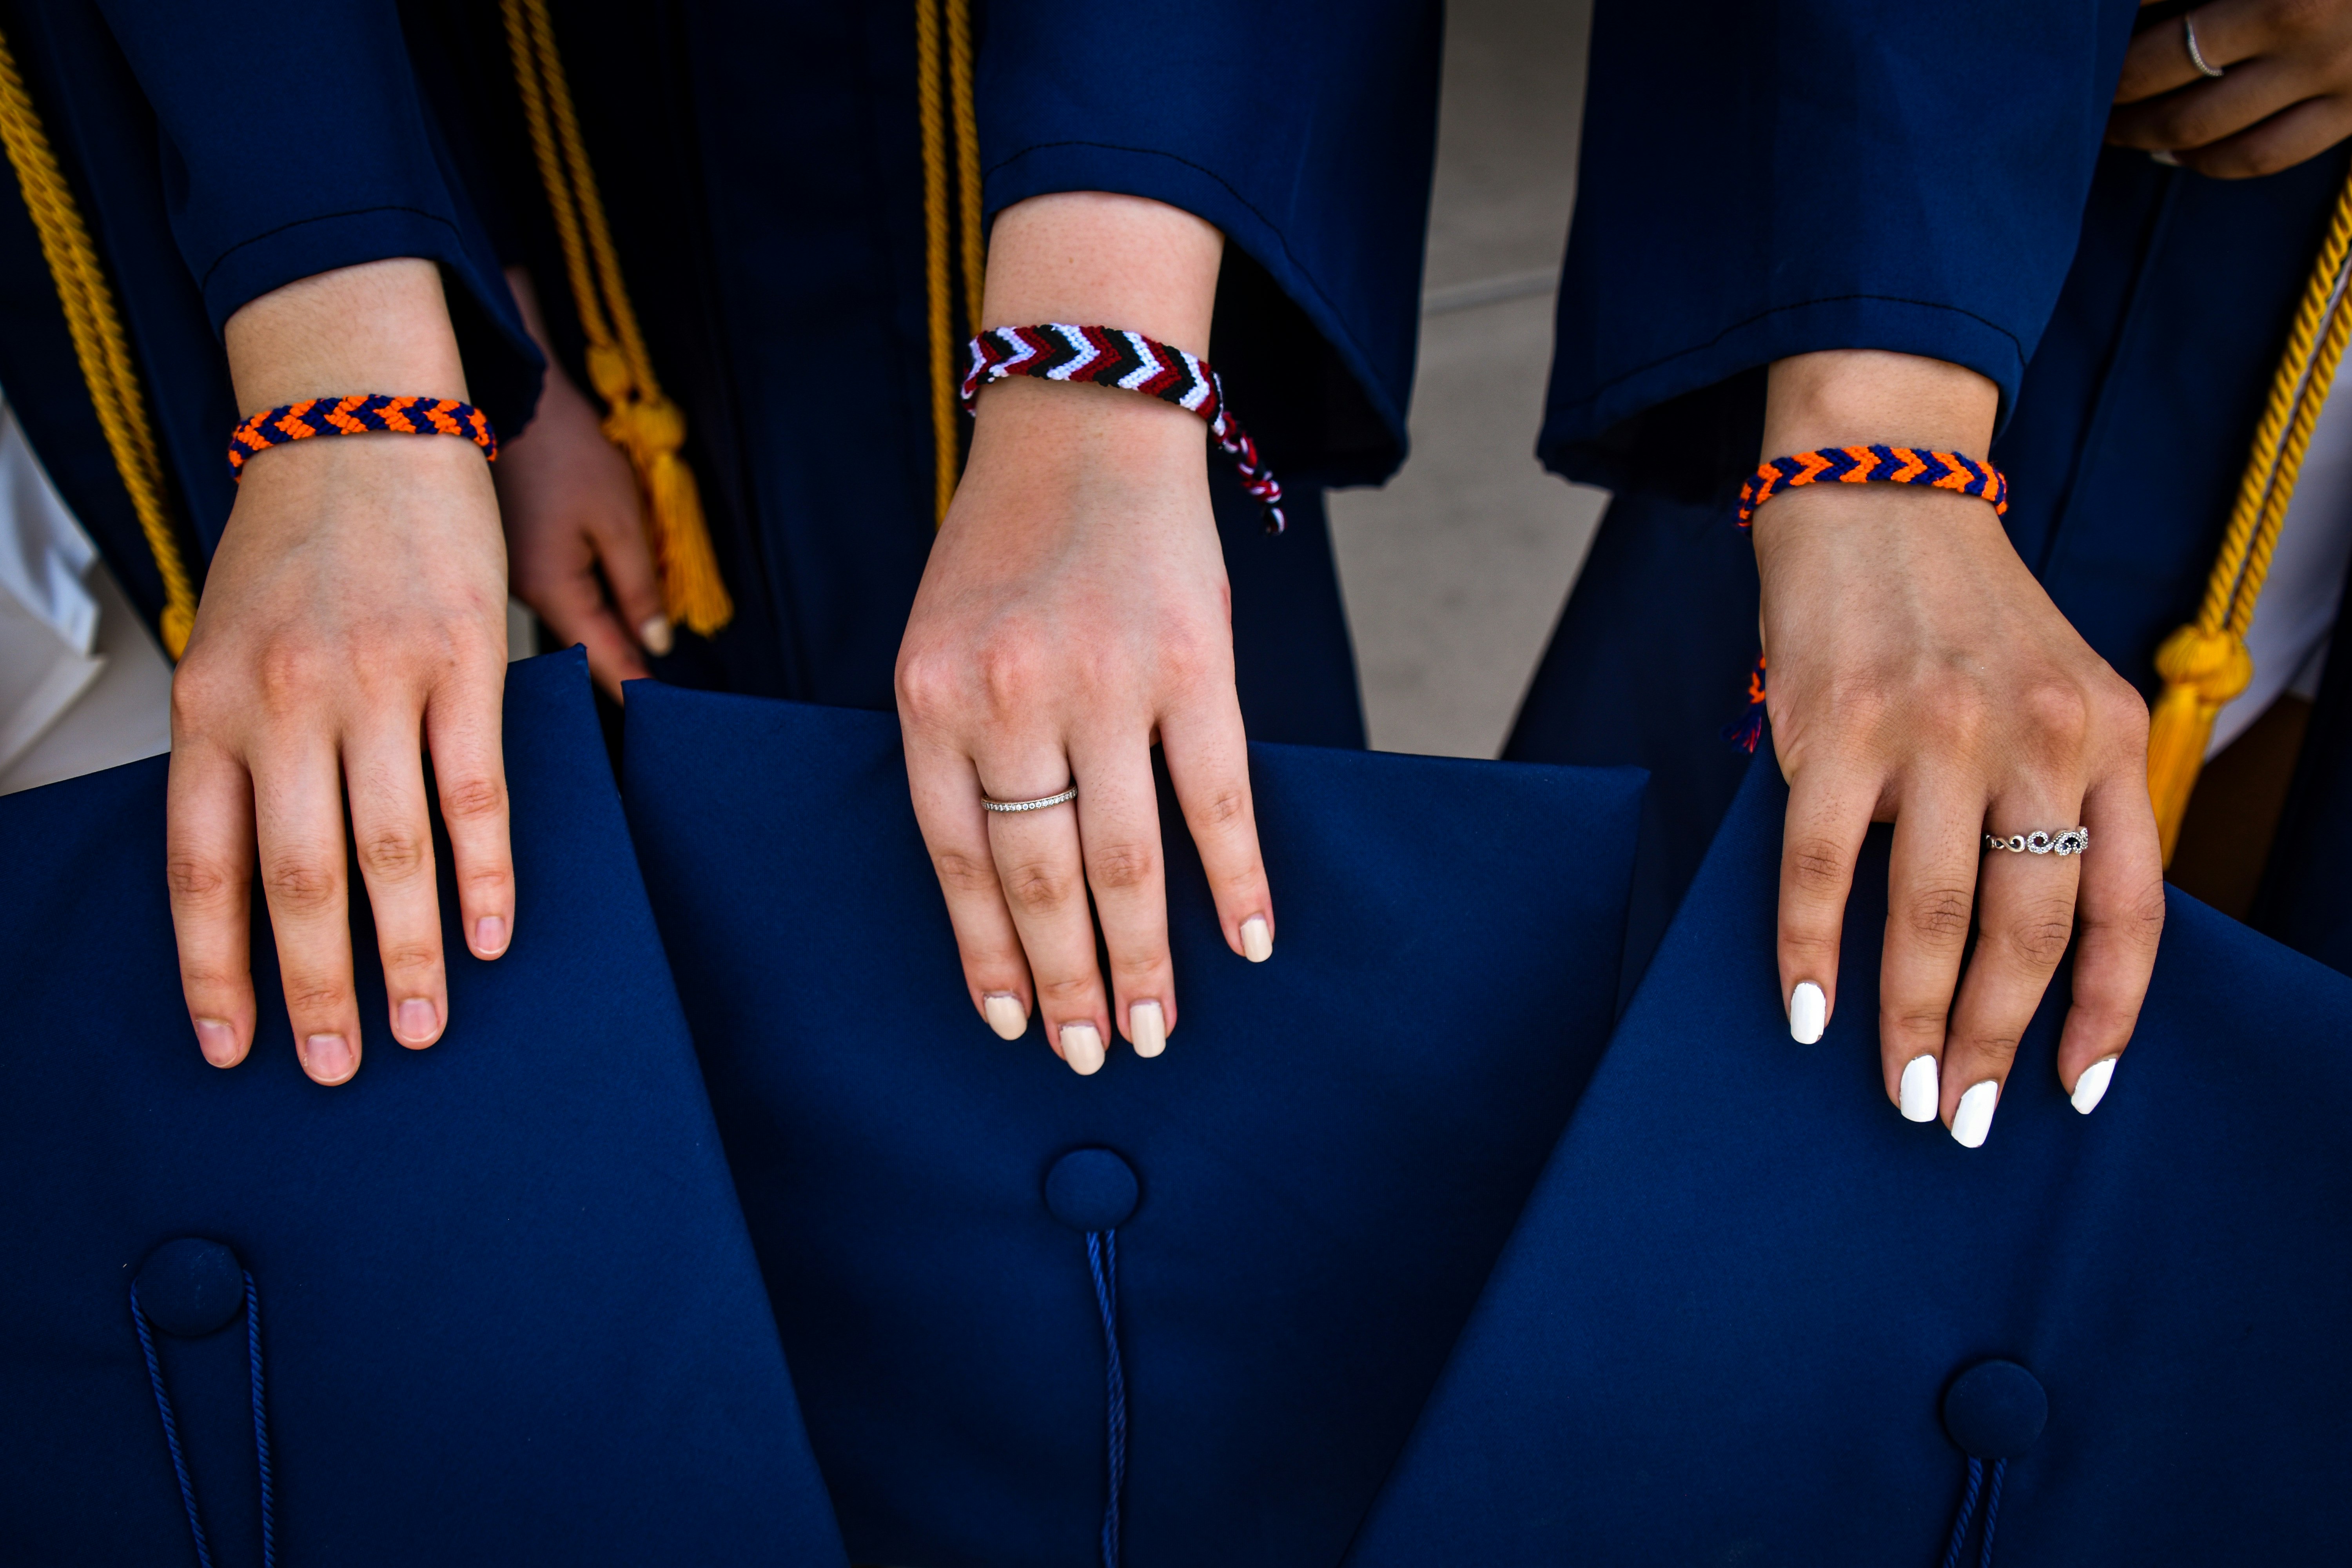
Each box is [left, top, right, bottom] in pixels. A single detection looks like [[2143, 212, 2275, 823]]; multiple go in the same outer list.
[[618, 684, 1646, 1568], [1344, 755, 2352, 1566], [0, 651, 846, 1566]]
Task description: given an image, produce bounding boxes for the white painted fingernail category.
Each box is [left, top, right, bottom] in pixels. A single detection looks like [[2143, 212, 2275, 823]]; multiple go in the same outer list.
[[982, 993, 1027, 1041], [2071, 1055, 2119, 1115], [1951, 1080, 2000, 1149], [1788, 981, 1825, 1044], [1899, 1054, 1940, 1123], [1060, 1022, 1105, 1076], [1240, 916, 1272, 964], [1129, 1000, 1167, 1058], [638, 615, 674, 656]]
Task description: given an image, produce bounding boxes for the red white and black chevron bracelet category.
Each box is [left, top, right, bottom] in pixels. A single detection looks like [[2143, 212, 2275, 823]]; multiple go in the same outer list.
[[961, 324, 1287, 533], [1736, 445, 2008, 528], [226, 394, 498, 480]]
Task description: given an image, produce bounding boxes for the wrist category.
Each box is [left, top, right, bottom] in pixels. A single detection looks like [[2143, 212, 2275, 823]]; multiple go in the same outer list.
[[224, 258, 468, 414], [966, 374, 1208, 483], [1762, 350, 1997, 458], [982, 194, 1222, 350]]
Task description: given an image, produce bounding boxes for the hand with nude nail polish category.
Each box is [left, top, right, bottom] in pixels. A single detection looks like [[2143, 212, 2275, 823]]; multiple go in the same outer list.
[[167, 259, 514, 1086], [1755, 351, 2166, 1146]]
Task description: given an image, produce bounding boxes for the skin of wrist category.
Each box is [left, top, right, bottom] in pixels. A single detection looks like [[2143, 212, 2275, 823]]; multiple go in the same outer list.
[[223, 257, 469, 416], [1760, 349, 1998, 460]]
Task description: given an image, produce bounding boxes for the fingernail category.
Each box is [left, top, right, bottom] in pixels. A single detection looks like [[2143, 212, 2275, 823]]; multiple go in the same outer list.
[[195, 1018, 238, 1067], [474, 915, 508, 957], [638, 615, 674, 657], [396, 997, 439, 1045], [1060, 1022, 1105, 1076], [1899, 1054, 1939, 1122], [1951, 1080, 2000, 1149], [1788, 981, 1825, 1044], [2150, 148, 2181, 167], [1240, 915, 1272, 964], [305, 1033, 356, 1083], [982, 992, 1027, 1040], [1130, 1000, 1167, 1059], [2071, 1055, 2119, 1115]]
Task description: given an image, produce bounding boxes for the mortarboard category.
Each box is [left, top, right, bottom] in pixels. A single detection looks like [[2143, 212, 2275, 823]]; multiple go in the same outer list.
[[1343, 754, 2352, 1564], [0, 651, 848, 1566], [618, 683, 1646, 1568]]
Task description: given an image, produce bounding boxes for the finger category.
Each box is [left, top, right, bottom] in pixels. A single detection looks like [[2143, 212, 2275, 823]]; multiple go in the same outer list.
[[424, 662, 514, 964], [2114, 0, 2256, 104], [904, 731, 1036, 1043], [251, 740, 364, 1085], [1942, 804, 2086, 1148], [344, 721, 447, 1050], [981, 749, 1109, 1075], [1156, 677, 1272, 965], [166, 742, 259, 1068], [2057, 766, 2165, 1116], [1067, 731, 1174, 1059], [2172, 92, 2352, 179], [1874, 790, 1982, 1124], [524, 563, 650, 700], [1775, 761, 1877, 1046], [2109, 54, 2312, 152], [586, 500, 671, 658]]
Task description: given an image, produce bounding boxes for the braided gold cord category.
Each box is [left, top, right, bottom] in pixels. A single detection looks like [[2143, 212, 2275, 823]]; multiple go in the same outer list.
[[918, 0, 985, 525], [946, 0, 985, 338], [0, 25, 196, 656]]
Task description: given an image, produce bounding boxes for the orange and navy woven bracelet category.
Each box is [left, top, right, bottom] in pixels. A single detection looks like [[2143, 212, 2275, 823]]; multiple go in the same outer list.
[[1735, 445, 2007, 529], [962, 324, 1286, 532], [227, 394, 498, 480]]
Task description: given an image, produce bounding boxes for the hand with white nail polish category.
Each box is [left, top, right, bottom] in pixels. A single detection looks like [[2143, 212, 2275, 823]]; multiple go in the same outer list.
[[1755, 351, 2166, 1146], [168, 260, 515, 1087], [896, 194, 1276, 1076], [495, 267, 672, 701]]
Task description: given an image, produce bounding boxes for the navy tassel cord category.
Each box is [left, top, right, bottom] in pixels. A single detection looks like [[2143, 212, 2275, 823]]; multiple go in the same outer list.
[[1085, 1229, 1128, 1568], [130, 1271, 276, 1568], [1942, 1455, 2007, 1568]]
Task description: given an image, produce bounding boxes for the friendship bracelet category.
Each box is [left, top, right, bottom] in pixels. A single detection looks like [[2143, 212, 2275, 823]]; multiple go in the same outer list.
[[227, 394, 498, 480], [962, 324, 1287, 533], [1736, 445, 2007, 529]]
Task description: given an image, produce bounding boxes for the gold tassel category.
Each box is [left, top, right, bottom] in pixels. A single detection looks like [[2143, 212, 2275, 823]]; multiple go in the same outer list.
[[2145, 165, 2352, 863], [0, 26, 197, 657], [502, 0, 732, 636], [916, 0, 986, 526]]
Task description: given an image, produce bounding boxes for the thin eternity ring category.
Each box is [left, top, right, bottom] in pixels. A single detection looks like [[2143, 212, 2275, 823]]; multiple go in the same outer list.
[[2184, 14, 2227, 78], [980, 784, 1079, 814], [1983, 828, 2091, 858]]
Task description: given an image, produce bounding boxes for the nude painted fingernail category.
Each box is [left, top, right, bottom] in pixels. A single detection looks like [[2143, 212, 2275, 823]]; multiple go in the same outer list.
[[638, 615, 674, 657], [395, 997, 439, 1045], [982, 993, 1027, 1040], [195, 1018, 238, 1067], [1240, 916, 1272, 964], [1951, 1080, 2000, 1149], [2150, 148, 2182, 167], [1788, 981, 1825, 1044], [1130, 1000, 1167, 1059], [1060, 1022, 1105, 1076], [1899, 1054, 1939, 1123], [305, 1033, 356, 1083], [474, 915, 508, 957], [2071, 1055, 2119, 1116]]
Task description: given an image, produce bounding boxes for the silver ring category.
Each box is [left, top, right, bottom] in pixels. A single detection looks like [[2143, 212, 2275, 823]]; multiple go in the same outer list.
[[980, 784, 1078, 814], [2184, 14, 2226, 78], [1984, 827, 2090, 858]]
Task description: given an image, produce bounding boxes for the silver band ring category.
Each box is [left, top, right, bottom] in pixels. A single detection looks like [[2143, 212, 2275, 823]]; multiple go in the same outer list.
[[981, 784, 1078, 814], [1984, 827, 2090, 858], [2184, 14, 2226, 78]]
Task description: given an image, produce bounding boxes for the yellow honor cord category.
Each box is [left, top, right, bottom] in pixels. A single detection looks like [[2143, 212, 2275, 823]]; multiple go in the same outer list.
[[917, 0, 986, 525], [0, 26, 197, 658]]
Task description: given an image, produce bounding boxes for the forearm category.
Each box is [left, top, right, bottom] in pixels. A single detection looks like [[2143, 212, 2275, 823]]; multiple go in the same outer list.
[[223, 258, 467, 415], [1761, 351, 1998, 459]]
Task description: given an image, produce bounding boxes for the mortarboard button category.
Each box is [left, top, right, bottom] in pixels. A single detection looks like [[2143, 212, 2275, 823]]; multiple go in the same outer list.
[[1045, 1147, 1140, 1232], [131, 1239, 246, 1338], [1942, 1359, 2048, 1459]]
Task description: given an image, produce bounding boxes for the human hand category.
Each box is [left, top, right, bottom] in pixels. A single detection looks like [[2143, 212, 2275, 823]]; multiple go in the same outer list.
[[2110, 0, 2352, 177], [894, 193, 1271, 1074], [168, 258, 513, 1085], [495, 266, 667, 699], [1753, 352, 2166, 1146]]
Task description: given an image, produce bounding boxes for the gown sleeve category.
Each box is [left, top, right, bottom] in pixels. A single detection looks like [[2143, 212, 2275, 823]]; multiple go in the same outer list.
[[975, 0, 1442, 487]]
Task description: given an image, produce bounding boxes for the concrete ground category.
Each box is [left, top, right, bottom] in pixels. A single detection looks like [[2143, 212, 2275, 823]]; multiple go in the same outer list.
[[1327, 0, 1605, 760]]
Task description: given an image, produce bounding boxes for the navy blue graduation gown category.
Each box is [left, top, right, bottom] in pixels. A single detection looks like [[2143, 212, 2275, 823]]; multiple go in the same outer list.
[[1508, 0, 2352, 984], [0, 652, 850, 1564]]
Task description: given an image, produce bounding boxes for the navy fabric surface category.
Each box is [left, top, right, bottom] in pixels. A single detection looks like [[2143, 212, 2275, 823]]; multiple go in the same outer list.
[[1345, 756, 2352, 1564], [619, 682, 1644, 1568], [0, 651, 847, 1566]]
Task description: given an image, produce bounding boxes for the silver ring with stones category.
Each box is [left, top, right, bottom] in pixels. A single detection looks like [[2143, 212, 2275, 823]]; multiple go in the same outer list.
[[2184, 14, 2226, 78], [980, 784, 1078, 814], [1984, 827, 2090, 858]]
